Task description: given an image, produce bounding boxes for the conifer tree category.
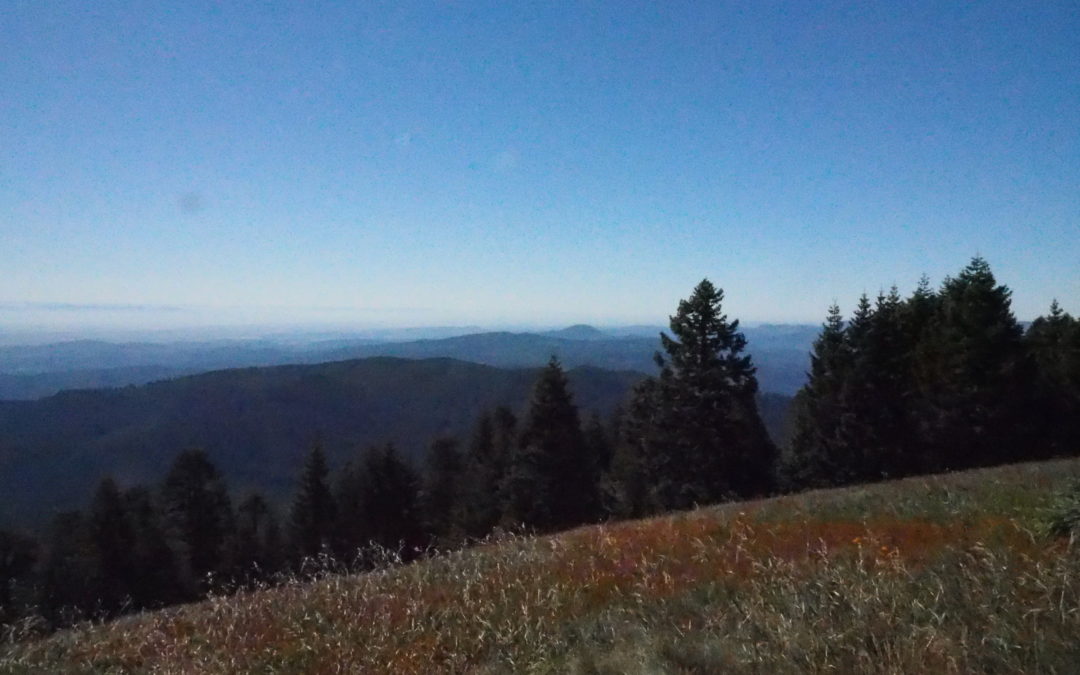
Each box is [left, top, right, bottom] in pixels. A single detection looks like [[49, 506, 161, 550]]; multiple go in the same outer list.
[[332, 459, 368, 561], [460, 406, 517, 536], [288, 442, 336, 562], [603, 380, 658, 517], [335, 444, 423, 560], [461, 412, 497, 536], [636, 279, 776, 509], [899, 276, 940, 471], [500, 440, 551, 529], [863, 287, 917, 476], [122, 486, 180, 607], [237, 492, 281, 578], [901, 275, 939, 349], [824, 288, 917, 482], [504, 357, 595, 530], [87, 477, 137, 613], [420, 436, 466, 545], [1026, 300, 1080, 456], [160, 449, 234, 594], [583, 411, 614, 483], [784, 304, 852, 487], [915, 257, 1031, 470], [828, 293, 885, 481]]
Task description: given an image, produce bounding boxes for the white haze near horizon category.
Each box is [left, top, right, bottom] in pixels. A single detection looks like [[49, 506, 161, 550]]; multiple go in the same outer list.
[[0, 301, 828, 346]]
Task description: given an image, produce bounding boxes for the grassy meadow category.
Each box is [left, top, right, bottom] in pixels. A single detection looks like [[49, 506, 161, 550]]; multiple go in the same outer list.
[[3, 458, 1080, 674]]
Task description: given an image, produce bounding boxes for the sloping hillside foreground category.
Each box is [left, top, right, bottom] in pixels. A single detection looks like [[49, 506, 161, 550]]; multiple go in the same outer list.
[[4, 459, 1080, 674]]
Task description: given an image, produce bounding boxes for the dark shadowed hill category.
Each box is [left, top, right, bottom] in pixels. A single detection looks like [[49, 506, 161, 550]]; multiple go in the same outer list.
[[0, 358, 644, 528]]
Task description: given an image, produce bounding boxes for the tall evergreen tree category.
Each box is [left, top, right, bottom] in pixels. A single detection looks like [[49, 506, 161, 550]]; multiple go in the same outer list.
[[504, 357, 595, 530], [335, 444, 424, 560], [1026, 300, 1080, 456], [420, 437, 466, 546], [827, 293, 886, 482], [635, 280, 776, 509], [915, 257, 1031, 470], [583, 410, 615, 515], [160, 449, 234, 594], [900, 275, 939, 349], [823, 288, 917, 482], [122, 486, 181, 607], [461, 412, 496, 536], [603, 380, 658, 518], [288, 442, 337, 562], [236, 492, 282, 578], [332, 458, 367, 561], [863, 287, 917, 476], [898, 276, 940, 472], [460, 406, 517, 536], [87, 477, 137, 614], [784, 303, 852, 488]]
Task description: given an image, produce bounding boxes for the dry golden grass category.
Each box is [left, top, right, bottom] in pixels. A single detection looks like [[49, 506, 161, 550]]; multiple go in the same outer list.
[[3, 458, 1080, 674]]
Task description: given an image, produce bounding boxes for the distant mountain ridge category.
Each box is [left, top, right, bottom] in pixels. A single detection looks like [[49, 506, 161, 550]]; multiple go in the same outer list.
[[0, 325, 816, 399], [540, 324, 610, 340]]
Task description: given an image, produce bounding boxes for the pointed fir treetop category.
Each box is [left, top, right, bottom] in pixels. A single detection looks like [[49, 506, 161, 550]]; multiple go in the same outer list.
[[946, 256, 1014, 306], [959, 255, 994, 282], [938, 256, 1021, 340], [824, 303, 844, 332], [914, 274, 933, 298], [816, 303, 847, 355], [1047, 299, 1068, 322], [845, 293, 874, 353], [291, 442, 333, 521], [808, 304, 848, 377], [164, 449, 222, 493], [1027, 299, 1076, 358], [658, 278, 755, 394], [522, 356, 581, 442]]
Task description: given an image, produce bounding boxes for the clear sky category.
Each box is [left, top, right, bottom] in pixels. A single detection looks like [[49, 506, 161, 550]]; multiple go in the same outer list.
[[3, 1, 1078, 331]]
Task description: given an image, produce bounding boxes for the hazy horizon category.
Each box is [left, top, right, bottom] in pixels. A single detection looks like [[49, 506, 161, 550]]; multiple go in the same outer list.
[[0, 304, 818, 346]]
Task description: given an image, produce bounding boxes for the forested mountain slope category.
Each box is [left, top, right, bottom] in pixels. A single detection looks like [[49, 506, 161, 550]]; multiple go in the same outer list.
[[0, 358, 643, 527]]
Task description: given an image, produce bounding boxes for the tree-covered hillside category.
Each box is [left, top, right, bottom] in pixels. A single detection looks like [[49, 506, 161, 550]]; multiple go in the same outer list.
[[0, 358, 642, 527]]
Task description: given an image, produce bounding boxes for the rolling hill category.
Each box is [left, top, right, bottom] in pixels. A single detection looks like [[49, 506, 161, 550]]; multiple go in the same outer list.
[[5, 458, 1077, 673]]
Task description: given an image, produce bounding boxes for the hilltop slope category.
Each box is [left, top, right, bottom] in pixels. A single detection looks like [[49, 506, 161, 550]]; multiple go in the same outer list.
[[5, 458, 1079, 674]]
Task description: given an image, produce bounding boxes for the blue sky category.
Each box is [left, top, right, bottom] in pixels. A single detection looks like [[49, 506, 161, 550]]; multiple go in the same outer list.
[[3, 1, 1078, 330]]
